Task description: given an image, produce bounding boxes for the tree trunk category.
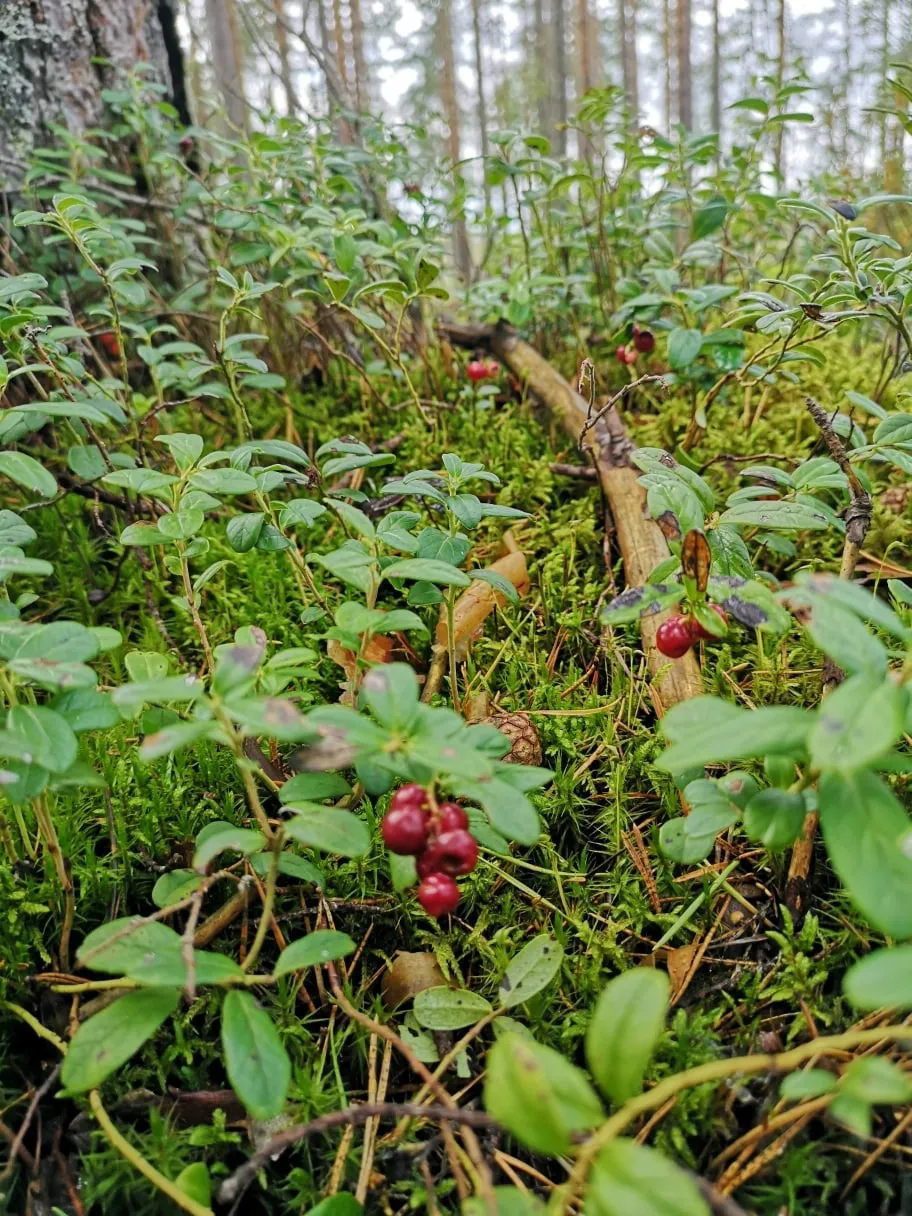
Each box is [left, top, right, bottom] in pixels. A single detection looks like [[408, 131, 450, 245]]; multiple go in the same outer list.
[[552, 0, 569, 155], [438, 0, 473, 280], [470, 0, 491, 210], [773, 0, 787, 174], [663, 0, 673, 129], [676, 0, 692, 130], [533, 0, 552, 143], [349, 0, 370, 113], [576, 0, 593, 157], [0, 0, 185, 192], [205, 0, 248, 134], [271, 0, 299, 117], [620, 0, 639, 120], [711, 0, 721, 137]]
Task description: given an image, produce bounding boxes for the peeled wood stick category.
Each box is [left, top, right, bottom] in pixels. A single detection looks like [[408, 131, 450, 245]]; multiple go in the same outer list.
[[786, 397, 873, 919], [440, 319, 703, 712]]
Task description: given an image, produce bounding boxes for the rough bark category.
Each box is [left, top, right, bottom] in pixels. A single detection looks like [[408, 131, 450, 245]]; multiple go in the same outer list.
[[533, 0, 552, 142], [0, 0, 183, 191], [773, 0, 787, 174], [711, 0, 721, 137], [349, 0, 370, 112], [440, 320, 704, 713], [620, 0, 639, 120], [662, 0, 672, 130], [272, 0, 300, 117], [470, 0, 491, 211]]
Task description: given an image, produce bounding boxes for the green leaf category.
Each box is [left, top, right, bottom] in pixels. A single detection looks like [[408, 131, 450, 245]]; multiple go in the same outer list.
[[718, 500, 829, 531], [588, 1140, 709, 1216], [463, 1189, 544, 1215], [77, 917, 183, 974], [303, 1197, 363, 1216], [61, 988, 179, 1093], [842, 1056, 912, 1104], [659, 780, 741, 864], [226, 512, 265, 552], [193, 825, 266, 871], [818, 771, 912, 939], [358, 662, 419, 732], [600, 583, 685, 626], [7, 705, 77, 772], [250, 850, 324, 886], [780, 1069, 838, 1101], [51, 688, 120, 732], [383, 559, 471, 587], [414, 986, 493, 1030], [140, 719, 217, 760], [658, 699, 812, 772], [151, 869, 203, 908], [279, 772, 352, 803], [175, 1163, 211, 1207], [221, 990, 291, 1120], [692, 197, 729, 240], [284, 808, 370, 857], [742, 789, 806, 850], [499, 935, 563, 1008], [467, 568, 521, 603], [586, 970, 670, 1105], [666, 328, 703, 370], [274, 930, 356, 976], [809, 673, 904, 773], [844, 946, 912, 1010], [126, 947, 242, 987], [0, 451, 57, 498], [484, 1034, 603, 1156]]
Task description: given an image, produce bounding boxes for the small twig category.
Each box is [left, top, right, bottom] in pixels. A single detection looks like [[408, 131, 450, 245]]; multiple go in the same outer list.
[[549, 462, 598, 480], [0, 1062, 61, 1183], [218, 1101, 498, 1204], [578, 373, 668, 443]]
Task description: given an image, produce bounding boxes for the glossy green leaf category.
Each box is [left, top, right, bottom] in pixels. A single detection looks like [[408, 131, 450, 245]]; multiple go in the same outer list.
[[221, 990, 291, 1120], [499, 935, 564, 1008], [586, 970, 670, 1104], [61, 988, 179, 1092], [274, 930, 356, 976]]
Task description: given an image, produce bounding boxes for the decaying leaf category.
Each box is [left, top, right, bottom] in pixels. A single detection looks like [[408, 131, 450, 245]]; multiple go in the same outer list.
[[382, 951, 446, 1010], [681, 529, 711, 594]]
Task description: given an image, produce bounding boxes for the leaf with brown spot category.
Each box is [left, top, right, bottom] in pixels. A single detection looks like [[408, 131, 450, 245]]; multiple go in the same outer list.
[[681, 530, 711, 594]]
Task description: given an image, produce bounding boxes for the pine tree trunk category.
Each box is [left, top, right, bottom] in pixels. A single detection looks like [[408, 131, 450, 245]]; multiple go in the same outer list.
[[0, 0, 185, 191], [438, 0, 473, 280], [533, 0, 552, 142], [576, 0, 593, 157], [349, 0, 370, 112], [471, 0, 491, 210], [676, 0, 692, 130], [552, 0, 569, 155], [205, 0, 248, 134], [711, 0, 721, 136], [773, 0, 787, 174], [663, 0, 673, 129], [271, 0, 299, 117], [621, 0, 639, 119]]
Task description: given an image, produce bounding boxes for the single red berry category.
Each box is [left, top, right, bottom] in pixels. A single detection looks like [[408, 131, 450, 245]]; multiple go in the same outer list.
[[467, 360, 488, 382], [434, 829, 478, 876], [633, 326, 655, 354], [689, 603, 727, 642], [417, 872, 460, 917], [390, 784, 428, 815], [382, 805, 430, 855], [615, 344, 628, 363], [656, 616, 694, 659], [97, 331, 120, 359], [416, 844, 443, 879], [483, 359, 500, 378], [438, 802, 468, 832]]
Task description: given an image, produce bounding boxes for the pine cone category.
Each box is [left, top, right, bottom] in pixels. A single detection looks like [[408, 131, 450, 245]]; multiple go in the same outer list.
[[483, 711, 542, 766]]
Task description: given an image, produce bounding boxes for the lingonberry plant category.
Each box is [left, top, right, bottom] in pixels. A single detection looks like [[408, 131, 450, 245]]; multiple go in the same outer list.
[[1, 59, 912, 1216]]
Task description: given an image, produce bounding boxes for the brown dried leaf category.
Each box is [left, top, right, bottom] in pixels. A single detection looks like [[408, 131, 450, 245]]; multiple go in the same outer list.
[[681, 529, 711, 594], [382, 951, 446, 1010]]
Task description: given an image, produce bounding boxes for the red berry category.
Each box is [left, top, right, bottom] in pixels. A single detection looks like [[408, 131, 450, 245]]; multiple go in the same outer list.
[[656, 616, 694, 659], [615, 344, 628, 363], [390, 784, 428, 814], [382, 805, 430, 855], [438, 802, 468, 832], [416, 844, 444, 879], [417, 872, 460, 917], [98, 331, 120, 359], [689, 603, 727, 642], [633, 326, 655, 354], [467, 360, 488, 382], [434, 829, 478, 876], [483, 359, 500, 378]]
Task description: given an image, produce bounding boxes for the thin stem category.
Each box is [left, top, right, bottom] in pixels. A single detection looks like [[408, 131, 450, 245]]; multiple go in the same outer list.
[[556, 1025, 912, 1211], [241, 839, 280, 973], [33, 795, 74, 970], [89, 1090, 214, 1216], [179, 551, 214, 675]]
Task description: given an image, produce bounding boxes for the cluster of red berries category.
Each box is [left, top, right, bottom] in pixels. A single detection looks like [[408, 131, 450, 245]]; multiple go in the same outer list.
[[656, 605, 726, 658], [466, 358, 500, 382], [616, 325, 655, 366], [381, 784, 478, 917]]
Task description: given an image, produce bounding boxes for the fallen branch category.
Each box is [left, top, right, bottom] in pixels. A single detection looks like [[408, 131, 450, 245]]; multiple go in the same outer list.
[[786, 397, 872, 919], [440, 319, 703, 712]]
